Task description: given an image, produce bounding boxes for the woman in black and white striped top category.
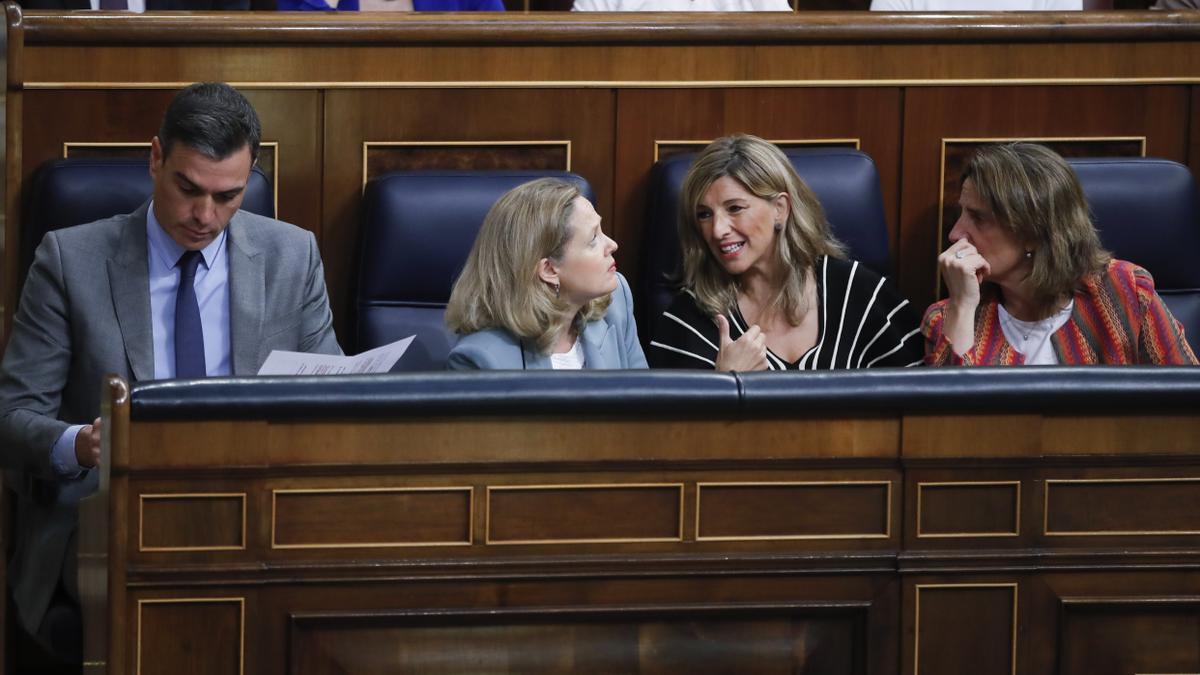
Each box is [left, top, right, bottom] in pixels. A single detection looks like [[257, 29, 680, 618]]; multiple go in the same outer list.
[[647, 134, 922, 371]]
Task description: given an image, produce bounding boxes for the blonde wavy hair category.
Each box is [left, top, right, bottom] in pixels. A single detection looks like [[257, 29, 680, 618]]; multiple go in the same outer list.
[[962, 143, 1111, 313], [445, 178, 611, 354], [677, 134, 846, 325]]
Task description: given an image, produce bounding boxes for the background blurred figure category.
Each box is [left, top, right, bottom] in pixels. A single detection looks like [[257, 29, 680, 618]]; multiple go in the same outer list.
[[445, 178, 646, 370], [650, 134, 922, 371], [923, 143, 1197, 366]]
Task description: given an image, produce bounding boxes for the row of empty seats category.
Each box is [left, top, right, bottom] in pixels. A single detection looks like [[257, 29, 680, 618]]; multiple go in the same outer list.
[[23, 150, 1200, 370]]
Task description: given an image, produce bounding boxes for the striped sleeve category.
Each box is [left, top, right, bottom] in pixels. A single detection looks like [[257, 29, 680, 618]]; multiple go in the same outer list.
[[648, 292, 721, 369], [1130, 265, 1198, 365]]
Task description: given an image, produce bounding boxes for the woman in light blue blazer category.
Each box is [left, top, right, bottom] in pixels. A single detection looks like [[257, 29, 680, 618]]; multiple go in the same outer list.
[[445, 178, 647, 370]]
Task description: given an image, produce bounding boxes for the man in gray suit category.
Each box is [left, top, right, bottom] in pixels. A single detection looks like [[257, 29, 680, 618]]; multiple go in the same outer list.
[[0, 82, 341, 663]]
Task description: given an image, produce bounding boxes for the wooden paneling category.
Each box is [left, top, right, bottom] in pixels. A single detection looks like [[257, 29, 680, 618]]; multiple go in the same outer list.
[[696, 482, 891, 541], [272, 487, 472, 548], [289, 607, 864, 675], [898, 86, 1190, 307], [916, 482, 1020, 539], [614, 88, 903, 292], [1045, 478, 1200, 536], [1060, 600, 1200, 675], [911, 584, 1017, 675], [137, 598, 243, 675], [139, 493, 245, 552], [487, 485, 683, 544], [321, 88, 615, 339]]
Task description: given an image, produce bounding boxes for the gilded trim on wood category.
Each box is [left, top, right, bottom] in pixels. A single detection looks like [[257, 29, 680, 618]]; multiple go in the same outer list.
[[913, 583, 1018, 675], [915, 481, 1021, 539], [694, 480, 892, 542], [136, 597, 244, 675], [361, 139, 573, 189], [652, 138, 861, 163], [1044, 477, 1200, 536], [270, 486, 475, 549], [485, 483, 685, 546], [137, 492, 247, 553]]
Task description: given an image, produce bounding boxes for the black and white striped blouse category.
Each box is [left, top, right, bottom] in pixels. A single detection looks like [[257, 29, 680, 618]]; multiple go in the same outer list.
[[649, 256, 923, 370]]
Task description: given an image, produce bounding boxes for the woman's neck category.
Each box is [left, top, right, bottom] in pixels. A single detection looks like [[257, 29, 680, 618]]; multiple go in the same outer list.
[[550, 315, 580, 354], [998, 281, 1066, 322]]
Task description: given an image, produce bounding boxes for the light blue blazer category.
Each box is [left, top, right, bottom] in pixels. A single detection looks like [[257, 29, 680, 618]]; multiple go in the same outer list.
[[447, 273, 648, 370]]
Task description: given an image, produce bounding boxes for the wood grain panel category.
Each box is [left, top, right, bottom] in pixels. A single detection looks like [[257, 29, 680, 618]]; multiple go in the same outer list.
[[917, 482, 1020, 538], [902, 414, 1042, 458], [696, 482, 891, 541], [1042, 415, 1200, 456], [322, 88, 615, 340], [1060, 600, 1200, 675], [898, 86, 1189, 308], [139, 493, 245, 552], [137, 598, 243, 675], [913, 584, 1016, 675], [272, 487, 472, 548], [364, 141, 569, 183], [614, 88, 903, 293], [290, 606, 863, 675], [1045, 478, 1200, 536], [487, 485, 682, 544]]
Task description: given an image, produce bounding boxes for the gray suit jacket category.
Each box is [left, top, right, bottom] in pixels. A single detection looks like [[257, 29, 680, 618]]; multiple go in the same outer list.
[[446, 273, 647, 370], [0, 202, 341, 636]]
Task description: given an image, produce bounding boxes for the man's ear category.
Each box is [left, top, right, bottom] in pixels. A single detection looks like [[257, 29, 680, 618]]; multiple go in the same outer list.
[[149, 137, 164, 180], [536, 257, 560, 287]]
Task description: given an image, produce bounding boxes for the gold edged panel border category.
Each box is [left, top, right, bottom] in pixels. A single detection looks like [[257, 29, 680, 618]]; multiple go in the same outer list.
[[22, 77, 1200, 91], [916, 480, 1021, 539], [62, 140, 282, 217], [270, 486, 475, 549], [485, 483, 685, 546], [361, 139, 573, 189], [913, 582, 1018, 675], [1044, 477, 1200, 536], [137, 492, 247, 553], [652, 138, 861, 163], [694, 480, 893, 542], [935, 135, 1147, 296], [136, 596, 245, 675]]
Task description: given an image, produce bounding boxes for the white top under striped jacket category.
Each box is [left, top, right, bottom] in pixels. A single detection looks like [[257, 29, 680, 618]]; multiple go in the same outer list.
[[648, 256, 924, 370]]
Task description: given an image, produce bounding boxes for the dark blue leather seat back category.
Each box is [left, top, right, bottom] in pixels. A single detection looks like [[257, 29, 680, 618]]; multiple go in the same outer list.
[[1069, 157, 1200, 351], [356, 171, 594, 371], [642, 147, 891, 338], [23, 157, 274, 285]]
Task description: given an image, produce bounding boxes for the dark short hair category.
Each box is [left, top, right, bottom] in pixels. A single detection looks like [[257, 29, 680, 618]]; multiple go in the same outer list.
[[158, 82, 262, 163]]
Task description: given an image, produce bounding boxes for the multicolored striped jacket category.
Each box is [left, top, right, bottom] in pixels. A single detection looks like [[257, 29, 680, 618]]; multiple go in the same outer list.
[[922, 259, 1198, 366]]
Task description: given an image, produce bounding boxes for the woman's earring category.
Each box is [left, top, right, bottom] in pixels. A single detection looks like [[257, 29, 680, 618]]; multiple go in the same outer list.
[[553, 282, 560, 298], [773, 222, 783, 232], [1024, 250, 1033, 259]]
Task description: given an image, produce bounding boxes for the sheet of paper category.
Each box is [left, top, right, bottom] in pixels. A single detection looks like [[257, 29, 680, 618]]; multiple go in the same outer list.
[[257, 335, 415, 375]]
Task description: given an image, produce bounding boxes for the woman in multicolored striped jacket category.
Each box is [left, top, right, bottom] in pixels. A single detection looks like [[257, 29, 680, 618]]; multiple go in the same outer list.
[[923, 143, 1197, 366]]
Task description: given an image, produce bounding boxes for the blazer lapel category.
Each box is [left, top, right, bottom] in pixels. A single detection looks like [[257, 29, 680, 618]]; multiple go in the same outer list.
[[108, 205, 154, 382], [522, 342, 553, 370], [226, 213, 265, 376], [581, 318, 615, 369]]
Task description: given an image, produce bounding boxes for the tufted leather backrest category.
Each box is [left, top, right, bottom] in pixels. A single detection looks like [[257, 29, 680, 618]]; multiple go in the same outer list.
[[356, 171, 594, 371], [23, 157, 274, 287], [1069, 157, 1200, 351], [641, 147, 891, 340]]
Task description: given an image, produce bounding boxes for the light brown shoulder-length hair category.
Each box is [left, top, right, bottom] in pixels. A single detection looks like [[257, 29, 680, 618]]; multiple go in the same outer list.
[[445, 177, 611, 354], [678, 134, 846, 325], [962, 143, 1111, 313]]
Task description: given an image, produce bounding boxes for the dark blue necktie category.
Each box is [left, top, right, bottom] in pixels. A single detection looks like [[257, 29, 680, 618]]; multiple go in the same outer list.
[[174, 250, 207, 379]]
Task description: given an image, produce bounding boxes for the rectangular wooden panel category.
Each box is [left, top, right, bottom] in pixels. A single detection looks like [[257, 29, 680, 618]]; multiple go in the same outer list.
[[696, 482, 891, 541], [914, 584, 1016, 675], [138, 598, 243, 675], [1045, 478, 1200, 536], [272, 487, 472, 548], [917, 482, 1020, 538], [139, 493, 245, 552], [487, 484, 683, 544], [290, 606, 863, 675], [1060, 600, 1200, 675]]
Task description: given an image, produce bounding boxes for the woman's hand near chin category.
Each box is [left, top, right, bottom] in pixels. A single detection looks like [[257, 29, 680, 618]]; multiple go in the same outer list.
[[714, 314, 769, 372], [938, 240, 989, 357]]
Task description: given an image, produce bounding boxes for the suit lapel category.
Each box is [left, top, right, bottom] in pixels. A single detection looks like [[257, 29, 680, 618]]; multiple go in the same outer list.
[[226, 213, 265, 376], [581, 318, 614, 369], [108, 205, 154, 382]]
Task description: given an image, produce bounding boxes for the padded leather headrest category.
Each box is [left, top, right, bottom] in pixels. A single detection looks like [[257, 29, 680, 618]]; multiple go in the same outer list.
[[642, 147, 891, 337]]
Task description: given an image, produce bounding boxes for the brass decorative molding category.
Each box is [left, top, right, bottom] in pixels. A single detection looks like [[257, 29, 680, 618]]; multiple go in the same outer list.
[[695, 480, 892, 542], [136, 597, 244, 675], [361, 140, 572, 189], [653, 138, 861, 163], [1044, 477, 1200, 536], [138, 492, 246, 553], [935, 136, 1147, 296], [914, 583, 1018, 675], [271, 486, 474, 549], [916, 481, 1021, 539], [486, 483, 685, 545]]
